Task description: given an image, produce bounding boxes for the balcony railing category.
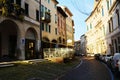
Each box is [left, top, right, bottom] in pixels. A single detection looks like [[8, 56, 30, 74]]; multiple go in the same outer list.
[[0, 1, 24, 21], [41, 12, 51, 23]]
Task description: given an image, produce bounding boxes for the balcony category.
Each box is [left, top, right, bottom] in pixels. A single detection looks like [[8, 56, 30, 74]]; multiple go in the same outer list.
[[41, 12, 51, 23], [0, 2, 24, 21]]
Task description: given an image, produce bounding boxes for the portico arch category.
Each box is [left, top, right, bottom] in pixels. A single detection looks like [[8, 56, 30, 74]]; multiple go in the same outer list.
[[25, 28, 38, 60], [0, 19, 19, 61]]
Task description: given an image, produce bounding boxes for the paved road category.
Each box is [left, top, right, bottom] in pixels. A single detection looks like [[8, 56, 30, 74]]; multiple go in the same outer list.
[[58, 57, 113, 80]]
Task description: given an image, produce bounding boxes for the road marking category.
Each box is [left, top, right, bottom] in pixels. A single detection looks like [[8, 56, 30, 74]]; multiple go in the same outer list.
[[101, 62, 114, 80], [75, 59, 83, 69]]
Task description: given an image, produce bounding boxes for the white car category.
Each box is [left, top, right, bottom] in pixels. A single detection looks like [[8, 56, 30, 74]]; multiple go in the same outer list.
[[112, 53, 120, 73], [104, 55, 113, 62], [118, 60, 120, 72]]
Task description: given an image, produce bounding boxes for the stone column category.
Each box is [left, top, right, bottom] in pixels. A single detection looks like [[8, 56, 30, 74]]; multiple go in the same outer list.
[[35, 40, 41, 58], [16, 30, 25, 60]]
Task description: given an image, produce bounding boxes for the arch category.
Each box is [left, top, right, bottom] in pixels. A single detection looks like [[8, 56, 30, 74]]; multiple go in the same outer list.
[[0, 19, 19, 34], [52, 39, 57, 43], [42, 37, 50, 48], [25, 28, 38, 40], [0, 19, 19, 60], [42, 37, 50, 42], [25, 28, 38, 60], [63, 39, 65, 44]]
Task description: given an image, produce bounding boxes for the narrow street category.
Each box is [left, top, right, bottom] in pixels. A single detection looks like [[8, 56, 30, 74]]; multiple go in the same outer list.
[[58, 57, 113, 80]]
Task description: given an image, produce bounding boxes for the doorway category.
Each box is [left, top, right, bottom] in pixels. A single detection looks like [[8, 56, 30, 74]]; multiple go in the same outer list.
[[25, 39, 36, 60]]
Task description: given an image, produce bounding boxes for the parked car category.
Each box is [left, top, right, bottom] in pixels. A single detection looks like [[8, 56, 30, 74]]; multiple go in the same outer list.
[[87, 53, 94, 57], [104, 54, 113, 63], [94, 53, 100, 60], [118, 59, 120, 72], [111, 53, 120, 75], [99, 54, 106, 61]]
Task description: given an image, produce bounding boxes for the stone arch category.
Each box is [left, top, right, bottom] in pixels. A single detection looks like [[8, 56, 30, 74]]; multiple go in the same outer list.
[[25, 27, 38, 60], [52, 39, 57, 43], [0, 19, 19, 60], [25, 27, 38, 40], [42, 37, 50, 42], [42, 37, 50, 48], [51, 39, 58, 48]]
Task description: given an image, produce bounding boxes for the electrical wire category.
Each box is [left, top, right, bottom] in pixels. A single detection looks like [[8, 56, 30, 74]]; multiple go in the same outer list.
[[64, 0, 91, 16]]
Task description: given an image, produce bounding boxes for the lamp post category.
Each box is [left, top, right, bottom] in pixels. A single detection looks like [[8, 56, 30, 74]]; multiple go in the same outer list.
[[39, 0, 43, 59]]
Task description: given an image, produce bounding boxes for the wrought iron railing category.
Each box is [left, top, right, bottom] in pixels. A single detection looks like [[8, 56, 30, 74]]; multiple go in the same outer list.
[[0, 0, 24, 21]]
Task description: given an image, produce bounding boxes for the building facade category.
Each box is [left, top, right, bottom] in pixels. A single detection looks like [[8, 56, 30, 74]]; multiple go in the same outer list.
[[57, 6, 67, 47], [61, 6, 74, 48], [41, 0, 59, 48], [74, 40, 80, 55], [80, 34, 87, 55], [0, 0, 74, 61], [85, 0, 120, 55], [0, 0, 41, 60]]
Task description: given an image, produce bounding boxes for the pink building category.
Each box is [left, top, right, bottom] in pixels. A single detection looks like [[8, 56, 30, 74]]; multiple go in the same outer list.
[[57, 6, 68, 47]]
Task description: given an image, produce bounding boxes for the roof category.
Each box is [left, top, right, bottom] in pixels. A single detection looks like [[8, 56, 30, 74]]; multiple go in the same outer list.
[[57, 6, 68, 17], [52, 0, 59, 4], [65, 7, 73, 16]]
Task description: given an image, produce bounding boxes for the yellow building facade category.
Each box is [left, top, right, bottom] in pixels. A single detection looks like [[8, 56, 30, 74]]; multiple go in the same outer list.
[[85, 0, 119, 55], [41, 0, 59, 48]]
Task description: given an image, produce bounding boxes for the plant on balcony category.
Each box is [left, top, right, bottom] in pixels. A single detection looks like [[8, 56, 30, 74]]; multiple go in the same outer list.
[[0, 0, 24, 21], [0, 0, 8, 16], [9, 3, 24, 21], [45, 11, 51, 22], [45, 11, 50, 15]]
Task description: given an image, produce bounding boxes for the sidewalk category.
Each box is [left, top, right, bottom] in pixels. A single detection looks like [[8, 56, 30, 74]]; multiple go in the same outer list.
[[0, 59, 47, 68]]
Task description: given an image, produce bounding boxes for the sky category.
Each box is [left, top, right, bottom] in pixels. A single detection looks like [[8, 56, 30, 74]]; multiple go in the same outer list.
[[57, 0, 94, 41]]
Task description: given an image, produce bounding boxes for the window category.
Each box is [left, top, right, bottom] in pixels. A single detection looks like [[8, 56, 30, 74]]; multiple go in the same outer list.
[[116, 10, 119, 26], [87, 25, 89, 31], [48, 9, 50, 13], [55, 14, 57, 23], [36, 10, 39, 21], [41, 23, 44, 31], [90, 23, 92, 29], [54, 4, 57, 9], [108, 17, 113, 33], [16, 0, 21, 6], [46, 24, 48, 32], [10, 0, 14, 3], [55, 28, 57, 35], [102, 7, 104, 16], [49, 25, 51, 33], [108, 21, 111, 33], [118, 37, 120, 44], [41, 5, 44, 17], [48, 0, 50, 3], [110, 0, 112, 6], [115, 39, 118, 52], [58, 16, 59, 26], [110, 17, 113, 31], [107, 0, 109, 10], [25, 3, 29, 16], [45, 7, 47, 12]]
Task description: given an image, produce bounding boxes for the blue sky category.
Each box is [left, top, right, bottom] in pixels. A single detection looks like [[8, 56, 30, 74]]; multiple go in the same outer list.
[[57, 0, 94, 41]]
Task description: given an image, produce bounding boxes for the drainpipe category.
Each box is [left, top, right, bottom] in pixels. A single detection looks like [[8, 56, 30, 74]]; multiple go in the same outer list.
[[39, 0, 44, 59]]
